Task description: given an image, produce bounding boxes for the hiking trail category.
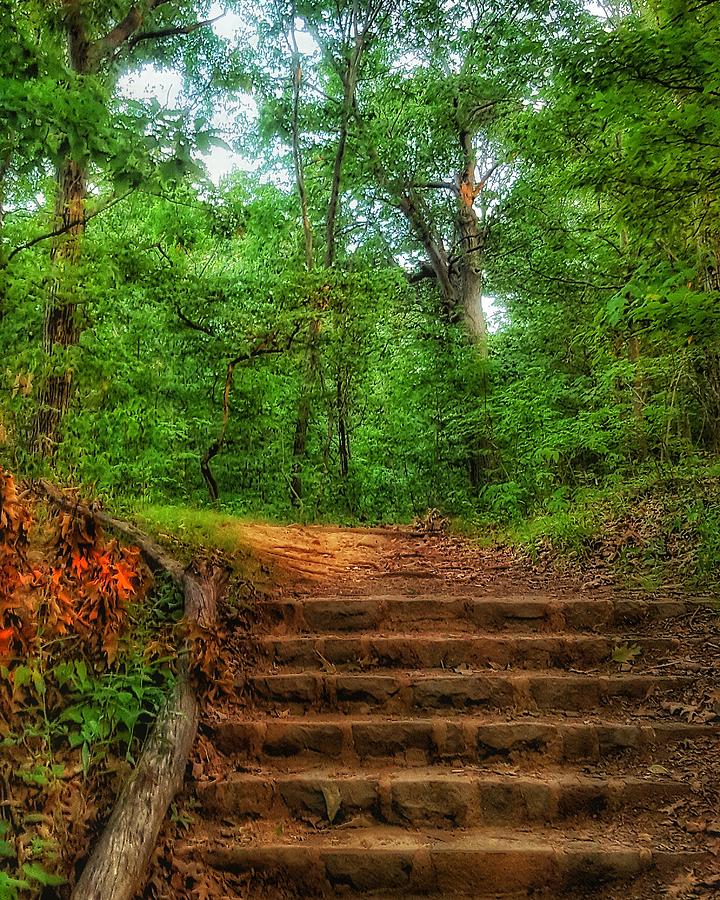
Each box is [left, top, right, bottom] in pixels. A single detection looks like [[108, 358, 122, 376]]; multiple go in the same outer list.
[[167, 525, 719, 898]]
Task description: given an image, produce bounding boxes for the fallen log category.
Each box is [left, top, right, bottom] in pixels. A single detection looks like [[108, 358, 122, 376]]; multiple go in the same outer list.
[[37, 479, 186, 588], [34, 481, 227, 900]]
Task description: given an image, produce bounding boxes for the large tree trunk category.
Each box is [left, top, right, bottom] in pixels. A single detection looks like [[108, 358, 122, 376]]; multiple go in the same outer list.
[[31, 0, 89, 455], [398, 189, 455, 308], [30, 0, 199, 455], [31, 157, 87, 454], [459, 259, 487, 347]]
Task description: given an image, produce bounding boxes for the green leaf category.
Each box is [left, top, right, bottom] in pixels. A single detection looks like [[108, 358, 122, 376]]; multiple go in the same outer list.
[[22, 863, 66, 887], [611, 642, 642, 666]]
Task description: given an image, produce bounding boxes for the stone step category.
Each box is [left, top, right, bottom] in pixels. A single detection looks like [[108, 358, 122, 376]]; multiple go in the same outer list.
[[256, 595, 690, 634], [245, 671, 693, 715], [210, 715, 717, 767], [198, 768, 694, 828], [187, 826, 705, 897], [252, 633, 685, 671]]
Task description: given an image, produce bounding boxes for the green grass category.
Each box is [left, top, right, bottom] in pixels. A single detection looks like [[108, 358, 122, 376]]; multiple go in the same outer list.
[[130, 503, 265, 556]]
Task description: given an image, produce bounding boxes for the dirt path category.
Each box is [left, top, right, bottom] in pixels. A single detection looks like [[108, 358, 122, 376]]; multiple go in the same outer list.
[[161, 527, 719, 898]]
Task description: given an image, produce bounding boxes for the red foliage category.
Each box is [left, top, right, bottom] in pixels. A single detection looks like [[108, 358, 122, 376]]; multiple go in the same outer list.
[[0, 467, 36, 658], [0, 470, 143, 666]]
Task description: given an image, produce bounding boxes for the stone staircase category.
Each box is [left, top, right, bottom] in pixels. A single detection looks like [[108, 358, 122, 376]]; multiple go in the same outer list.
[[180, 589, 719, 898]]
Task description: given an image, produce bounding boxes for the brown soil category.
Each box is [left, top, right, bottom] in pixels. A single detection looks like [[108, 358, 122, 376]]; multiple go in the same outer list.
[[145, 526, 720, 899]]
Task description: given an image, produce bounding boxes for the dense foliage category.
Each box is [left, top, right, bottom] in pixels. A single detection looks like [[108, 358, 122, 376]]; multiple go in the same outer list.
[[0, 0, 718, 580]]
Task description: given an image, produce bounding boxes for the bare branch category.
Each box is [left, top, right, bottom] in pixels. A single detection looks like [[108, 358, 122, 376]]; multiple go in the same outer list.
[[478, 161, 502, 186], [174, 303, 216, 337], [126, 14, 224, 52], [6, 191, 134, 264], [88, 0, 172, 69], [418, 181, 460, 196]]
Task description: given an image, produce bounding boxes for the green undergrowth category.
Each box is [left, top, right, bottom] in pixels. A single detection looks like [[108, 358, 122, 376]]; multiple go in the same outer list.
[[492, 465, 720, 592], [0, 571, 183, 898]]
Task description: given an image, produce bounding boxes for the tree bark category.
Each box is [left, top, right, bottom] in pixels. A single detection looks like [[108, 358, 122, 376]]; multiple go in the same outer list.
[[31, 158, 87, 454], [453, 131, 488, 351], [31, 0, 200, 454], [290, 318, 320, 506], [288, 23, 315, 271], [72, 677, 198, 900]]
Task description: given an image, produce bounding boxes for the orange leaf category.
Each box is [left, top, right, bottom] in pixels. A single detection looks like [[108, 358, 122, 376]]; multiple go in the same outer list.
[[0, 627, 14, 657]]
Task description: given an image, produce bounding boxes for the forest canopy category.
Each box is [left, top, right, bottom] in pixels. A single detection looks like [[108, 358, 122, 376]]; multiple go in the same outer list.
[[1, 0, 719, 579]]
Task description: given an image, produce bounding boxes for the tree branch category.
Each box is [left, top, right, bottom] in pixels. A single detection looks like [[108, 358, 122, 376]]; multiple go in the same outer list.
[[418, 181, 460, 196], [88, 0, 172, 69], [201, 327, 301, 501], [6, 191, 134, 264], [125, 14, 224, 52], [174, 303, 216, 337]]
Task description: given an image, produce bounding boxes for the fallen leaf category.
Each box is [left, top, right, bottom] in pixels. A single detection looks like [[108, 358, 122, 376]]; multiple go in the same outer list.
[[321, 783, 342, 824]]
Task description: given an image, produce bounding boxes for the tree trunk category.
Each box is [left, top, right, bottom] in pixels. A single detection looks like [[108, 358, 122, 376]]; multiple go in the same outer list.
[[31, 0, 89, 455], [289, 34, 314, 271], [398, 189, 455, 310], [695, 229, 720, 450], [290, 38, 360, 503], [73, 554, 226, 900], [73, 677, 198, 900], [31, 157, 87, 454], [337, 367, 350, 480], [290, 319, 320, 506], [288, 29, 317, 506], [290, 6, 376, 503], [627, 331, 648, 457], [454, 131, 488, 352], [202, 337, 286, 502], [324, 53, 358, 269], [30, 0, 201, 455], [455, 207, 488, 349], [0, 152, 10, 269]]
